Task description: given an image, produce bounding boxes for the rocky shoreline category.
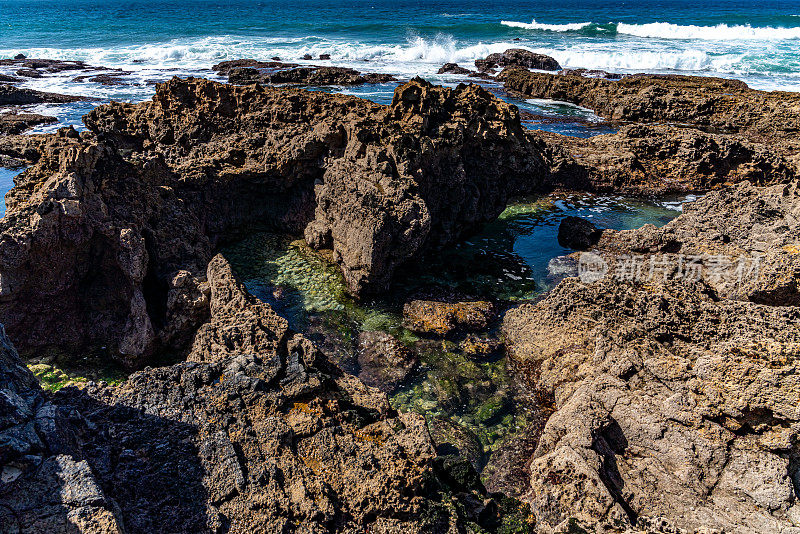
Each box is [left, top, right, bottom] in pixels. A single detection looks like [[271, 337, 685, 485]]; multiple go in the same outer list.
[[1, 55, 799, 533]]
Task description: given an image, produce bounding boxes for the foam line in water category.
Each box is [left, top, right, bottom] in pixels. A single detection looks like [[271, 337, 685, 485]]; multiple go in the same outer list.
[[501, 20, 800, 41]]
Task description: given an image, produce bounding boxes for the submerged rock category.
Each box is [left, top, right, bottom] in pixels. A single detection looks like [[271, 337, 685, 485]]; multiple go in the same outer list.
[[403, 300, 495, 336], [476, 49, 561, 73], [557, 216, 600, 250], [356, 330, 418, 392]]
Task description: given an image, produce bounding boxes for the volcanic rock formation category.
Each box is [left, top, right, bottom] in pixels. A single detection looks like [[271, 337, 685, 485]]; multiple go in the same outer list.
[[0, 77, 549, 366], [499, 181, 800, 533], [0, 255, 534, 532]]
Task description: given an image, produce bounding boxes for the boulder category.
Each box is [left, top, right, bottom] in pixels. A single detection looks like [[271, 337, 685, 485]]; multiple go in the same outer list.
[[475, 49, 561, 73], [403, 300, 495, 336], [438, 63, 472, 75], [557, 216, 600, 250]]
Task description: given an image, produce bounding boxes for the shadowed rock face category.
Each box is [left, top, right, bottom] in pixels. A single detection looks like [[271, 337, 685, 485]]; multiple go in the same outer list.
[[499, 180, 800, 533], [0, 325, 125, 532], [0, 256, 534, 533]]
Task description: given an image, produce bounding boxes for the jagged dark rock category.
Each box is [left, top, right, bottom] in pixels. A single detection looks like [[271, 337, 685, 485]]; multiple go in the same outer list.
[[557, 216, 600, 250], [0, 112, 56, 135], [0, 77, 548, 365], [438, 63, 473, 75], [210, 58, 298, 75], [538, 123, 798, 194], [0, 83, 86, 105], [0, 255, 535, 533], [501, 68, 800, 149], [227, 65, 397, 86], [475, 49, 561, 73]]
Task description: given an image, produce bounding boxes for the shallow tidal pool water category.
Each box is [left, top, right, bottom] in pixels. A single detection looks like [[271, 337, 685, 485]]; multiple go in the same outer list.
[[222, 193, 686, 471]]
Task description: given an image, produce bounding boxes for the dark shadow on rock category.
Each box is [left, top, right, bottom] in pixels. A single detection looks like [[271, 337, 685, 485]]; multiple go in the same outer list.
[[51, 387, 214, 533], [591, 418, 637, 525]]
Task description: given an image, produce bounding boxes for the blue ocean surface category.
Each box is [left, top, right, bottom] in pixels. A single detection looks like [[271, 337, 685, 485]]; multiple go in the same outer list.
[[3, 0, 800, 89]]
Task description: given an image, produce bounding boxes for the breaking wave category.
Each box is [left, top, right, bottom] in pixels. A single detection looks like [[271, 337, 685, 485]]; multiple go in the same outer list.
[[501, 20, 800, 41]]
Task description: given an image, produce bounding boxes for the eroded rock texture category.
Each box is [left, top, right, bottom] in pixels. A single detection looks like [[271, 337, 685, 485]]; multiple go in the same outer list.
[[0, 77, 550, 365], [499, 181, 800, 533], [502, 69, 800, 145], [539, 124, 797, 194], [0, 256, 534, 533]]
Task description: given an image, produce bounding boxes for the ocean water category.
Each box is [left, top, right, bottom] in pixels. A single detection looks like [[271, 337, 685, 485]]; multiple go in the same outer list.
[[3, 0, 800, 91]]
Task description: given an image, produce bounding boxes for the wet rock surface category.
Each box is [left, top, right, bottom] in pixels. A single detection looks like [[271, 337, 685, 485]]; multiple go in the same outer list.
[[403, 300, 496, 336], [356, 330, 418, 392], [212, 59, 397, 86], [557, 216, 600, 250], [476, 49, 561, 73], [229, 65, 398, 86], [438, 63, 473, 75], [0, 111, 57, 136], [0, 83, 86, 106]]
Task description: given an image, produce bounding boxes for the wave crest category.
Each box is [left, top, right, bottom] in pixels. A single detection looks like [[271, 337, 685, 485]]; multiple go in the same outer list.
[[501, 20, 800, 40]]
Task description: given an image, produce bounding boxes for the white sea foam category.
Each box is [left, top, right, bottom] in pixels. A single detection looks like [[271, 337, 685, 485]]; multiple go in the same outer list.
[[500, 20, 592, 32], [501, 19, 800, 41], [615, 22, 800, 40]]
